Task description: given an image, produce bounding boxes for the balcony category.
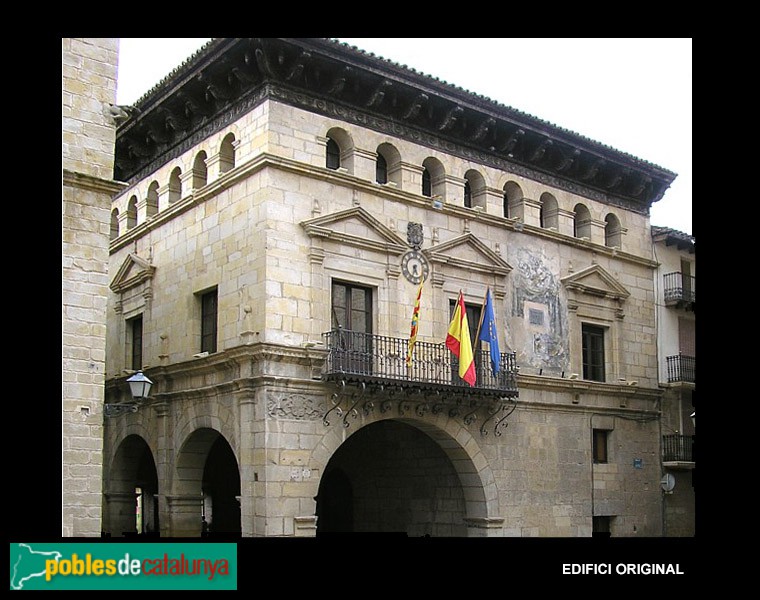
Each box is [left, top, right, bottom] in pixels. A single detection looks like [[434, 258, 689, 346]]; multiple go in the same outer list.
[[663, 272, 695, 310], [663, 434, 694, 468], [666, 354, 695, 384], [321, 328, 519, 436]]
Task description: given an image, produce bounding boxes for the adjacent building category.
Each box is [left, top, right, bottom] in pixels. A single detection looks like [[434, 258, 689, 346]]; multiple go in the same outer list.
[[653, 226, 695, 536], [99, 38, 682, 537]]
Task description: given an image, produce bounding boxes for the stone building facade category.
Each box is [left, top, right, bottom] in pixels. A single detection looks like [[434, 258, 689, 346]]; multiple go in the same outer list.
[[62, 37, 123, 537], [102, 38, 678, 538], [653, 227, 695, 536]]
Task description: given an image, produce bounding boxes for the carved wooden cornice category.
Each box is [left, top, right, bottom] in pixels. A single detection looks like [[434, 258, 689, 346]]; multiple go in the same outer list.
[[115, 38, 676, 213]]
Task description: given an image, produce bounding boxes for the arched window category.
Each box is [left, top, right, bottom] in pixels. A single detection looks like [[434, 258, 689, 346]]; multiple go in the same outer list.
[[463, 170, 486, 210], [503, 181, 523, 219], [574, 203, 592, 239], [540, 193, 559, 229], [326, 137, 340, 170], [422, 168, 432, 197], [219, 133, 236, 174], [192, 152, 208, 189], [146, 181, 159, 218], [375, 153, 387, 184], [168, 167, 182, 204], [127, 196, 138, 229], [110, 208, 120, 241], [422, 157, 445, 200], [376, 143, 401, 188], [605, 213, 622, 248]]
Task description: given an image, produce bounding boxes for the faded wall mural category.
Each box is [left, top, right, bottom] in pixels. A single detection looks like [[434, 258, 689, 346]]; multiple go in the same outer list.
[[511, 247, 568, 373]]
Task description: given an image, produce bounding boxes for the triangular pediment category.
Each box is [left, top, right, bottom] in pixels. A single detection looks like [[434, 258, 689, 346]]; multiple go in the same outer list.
[[561, 264, 629, 300], [300, 206, 407, 254], [425, 233, 512, 276], [110, 253, 155, 294]]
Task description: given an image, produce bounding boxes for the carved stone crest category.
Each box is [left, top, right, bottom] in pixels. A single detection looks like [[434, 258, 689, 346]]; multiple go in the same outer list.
[[407, 222, 423, 250], [267, 394, 322, 420]]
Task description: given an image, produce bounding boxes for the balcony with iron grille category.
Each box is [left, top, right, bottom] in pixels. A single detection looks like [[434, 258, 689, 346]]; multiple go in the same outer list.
[[663, 272, 695, 310], [662, 434, 694, 469], [666, 354, 695, 384], [320, 328, 519, 436]]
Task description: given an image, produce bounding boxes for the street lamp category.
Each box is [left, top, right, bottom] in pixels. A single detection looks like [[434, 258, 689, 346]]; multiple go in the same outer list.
[[690, 411, 695, 429], [127, 371, 153, 400], [104, 371, 154, 417]]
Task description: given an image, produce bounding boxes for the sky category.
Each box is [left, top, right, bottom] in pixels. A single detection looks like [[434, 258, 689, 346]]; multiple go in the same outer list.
[[116, 38, 692, 235]]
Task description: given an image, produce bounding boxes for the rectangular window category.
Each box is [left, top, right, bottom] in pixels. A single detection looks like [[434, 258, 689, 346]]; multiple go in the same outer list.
[[582, 324, 605, 382], [331, 281, 372, 333], [129, 315, 143, 371], [592, 429, 609, 464], [331, 281, 373, 374], [201, 289, 218, 354], [592, 516, 612, 538]]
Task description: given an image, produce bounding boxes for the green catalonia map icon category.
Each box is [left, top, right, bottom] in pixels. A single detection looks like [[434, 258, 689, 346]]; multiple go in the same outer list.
[[10, 544, 63, 590]]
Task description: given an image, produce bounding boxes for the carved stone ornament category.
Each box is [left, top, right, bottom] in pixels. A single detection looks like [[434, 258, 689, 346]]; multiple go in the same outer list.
[[407, 222, 424, 250], [267, 394, 322, 420]]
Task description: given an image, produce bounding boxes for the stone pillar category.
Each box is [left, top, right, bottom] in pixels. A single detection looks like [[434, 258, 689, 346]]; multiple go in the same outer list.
[[484, 186, 504, 215], [589, 219, 607, 246], [104, 492, 138, 536], [165, 494, 204, 537], [521, 197, 542, 228], [443, 174, 467, 207], [352, 147, 378, 182], [62, 37, 121, 537], [556, 208, 576, 236]]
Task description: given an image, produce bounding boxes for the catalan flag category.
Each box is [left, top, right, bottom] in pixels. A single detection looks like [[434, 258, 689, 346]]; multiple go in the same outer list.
[[446, 291, 476, 386], [406, 279, 424, 366], [476, 287, 501, 376]]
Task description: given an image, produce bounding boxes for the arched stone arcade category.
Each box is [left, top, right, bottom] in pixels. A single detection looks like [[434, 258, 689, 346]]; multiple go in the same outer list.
[[313, 415, 501, 537]]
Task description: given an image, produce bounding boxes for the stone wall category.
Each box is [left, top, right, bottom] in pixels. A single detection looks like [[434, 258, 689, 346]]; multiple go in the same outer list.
[[62, 37, 121, 537]]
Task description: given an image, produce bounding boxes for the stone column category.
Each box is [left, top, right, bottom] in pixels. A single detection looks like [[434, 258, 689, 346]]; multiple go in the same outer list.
[[352, 147, 378, 182], [443, 174, 467, 207], [165, 494, 204, 537], [104, 492, 138, 536]]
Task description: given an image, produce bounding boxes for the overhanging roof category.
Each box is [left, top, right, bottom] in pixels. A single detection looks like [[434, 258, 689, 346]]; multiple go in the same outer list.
[[115, 38, 677, 214]]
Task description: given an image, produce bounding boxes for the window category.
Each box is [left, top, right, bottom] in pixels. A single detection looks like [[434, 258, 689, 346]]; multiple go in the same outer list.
[[129, 315, 143, 371], [422, 167, 431, 197], [326, 137, 340, 170], [582, 324, 605, 382], [592, 516, 611, 538], [201, 289, 218, 353], [375, 153, 387, 184], [592, 429, 609, 463], [331, 282, 373, 374], [331, 282, 372, 333], [110, 209, 120, 241], [464, 180, 472, 208], [219, 133, 236, 174]]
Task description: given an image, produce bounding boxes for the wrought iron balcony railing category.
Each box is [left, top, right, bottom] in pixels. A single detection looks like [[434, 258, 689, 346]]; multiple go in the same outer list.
[[322, 328, 518, 396], [663, 434, 694, 463], [666, 354, 695, 384], [663, 272, 696, 306]]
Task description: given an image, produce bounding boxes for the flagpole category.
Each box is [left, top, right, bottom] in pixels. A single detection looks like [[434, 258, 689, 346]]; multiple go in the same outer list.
[[474, 287, 490, 347]]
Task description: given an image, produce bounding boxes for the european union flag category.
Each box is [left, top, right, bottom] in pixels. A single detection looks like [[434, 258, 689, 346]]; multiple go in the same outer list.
[[478, 288, 501, 375]]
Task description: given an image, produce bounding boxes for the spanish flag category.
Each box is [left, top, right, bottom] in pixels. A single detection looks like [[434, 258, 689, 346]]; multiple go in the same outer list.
[[446, 291, 476, 386], [406, 279, 424, 366]]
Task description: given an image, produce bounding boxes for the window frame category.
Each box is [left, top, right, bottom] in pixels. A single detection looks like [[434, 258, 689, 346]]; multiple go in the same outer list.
[[201, 289, 218, 354], [582, 323, 606, 382], [592, 428, 609, 464], [128, 314, 143, 371]]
